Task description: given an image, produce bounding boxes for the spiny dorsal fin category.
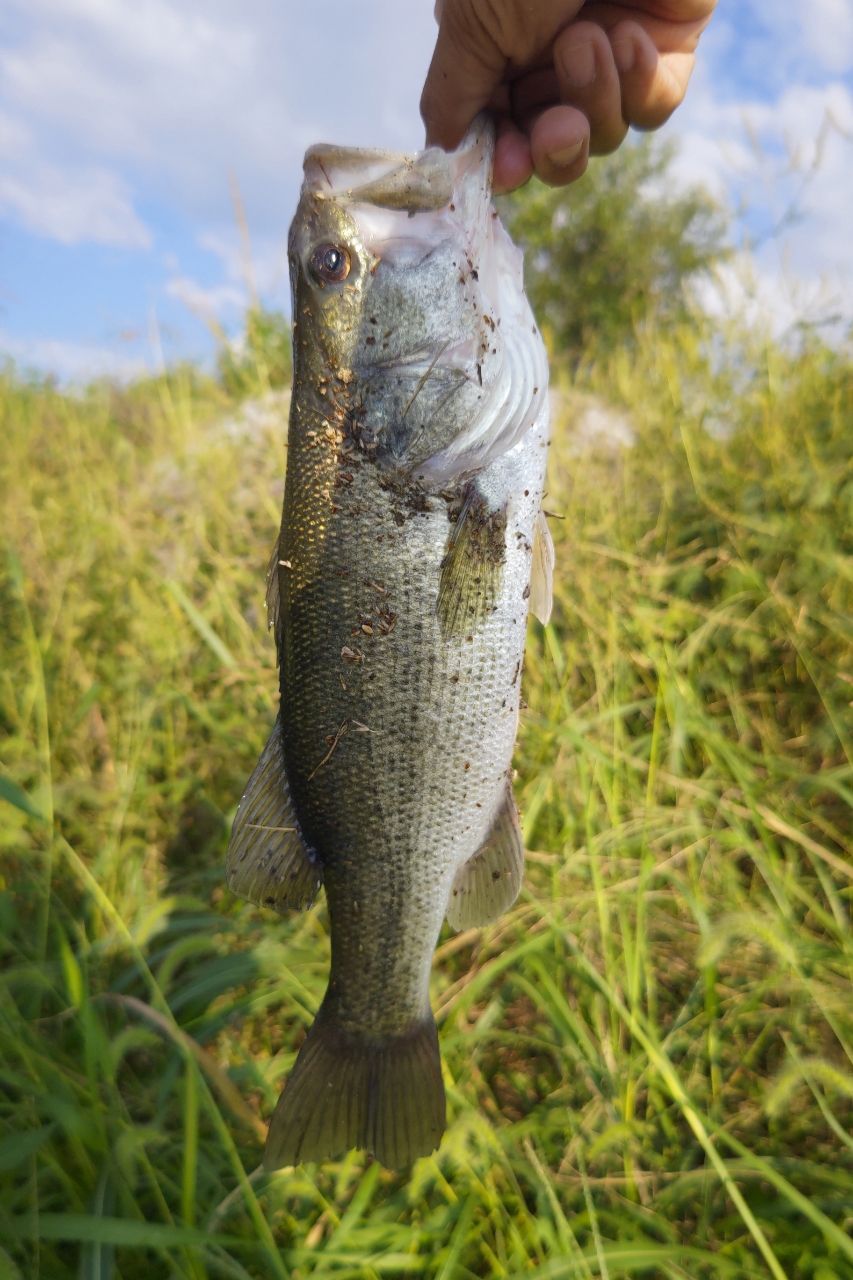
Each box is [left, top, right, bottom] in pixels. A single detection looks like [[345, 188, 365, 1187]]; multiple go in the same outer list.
[[225, 715, 322, 914], [437, 484, 506, 636], [529, 508, 555, 626], [446, 781, 524, 931]]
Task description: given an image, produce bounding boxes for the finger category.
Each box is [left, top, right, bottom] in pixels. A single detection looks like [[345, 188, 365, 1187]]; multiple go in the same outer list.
[[492, 121, 534, 193], [607, 18, 695, 129], [509, 66, 561, 132], [421, 0, 586, 150], [552, 19, 628, 155], [577, 3, 715, 125], [529, 104, 590, 186]]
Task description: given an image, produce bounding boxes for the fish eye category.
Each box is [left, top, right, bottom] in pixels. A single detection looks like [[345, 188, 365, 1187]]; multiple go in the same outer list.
[[310, 243, 351, 285]]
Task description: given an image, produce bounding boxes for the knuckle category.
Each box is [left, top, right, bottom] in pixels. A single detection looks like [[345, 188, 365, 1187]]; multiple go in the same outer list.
[[447, 0, 507, 54], [456, 0, 540, 63], [553, 19, 613, 73], [607, 17, 645, 44]]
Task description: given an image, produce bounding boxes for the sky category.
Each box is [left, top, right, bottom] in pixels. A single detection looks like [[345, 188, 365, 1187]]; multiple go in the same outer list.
[[1, 0, 852, 381]]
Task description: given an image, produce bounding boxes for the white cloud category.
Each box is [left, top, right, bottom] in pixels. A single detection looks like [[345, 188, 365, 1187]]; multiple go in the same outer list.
[[0, 163, 150, 248], [0, 330, 148, 381], [740, 0, 853, 76], [196, 230, 289, 302], [3, 0, 853, 380], [0, 106, 150, 246], [0, 0, 436, 232], [160, 227, 292, 343], [693, 253, 852, 341], [164, 275, 246, 328], [663, 50, 853, 330], [793, 0, 853, 74]]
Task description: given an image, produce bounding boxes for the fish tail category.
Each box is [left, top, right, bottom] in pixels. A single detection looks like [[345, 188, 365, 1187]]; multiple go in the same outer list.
[[263, 1006, 445, 1170]]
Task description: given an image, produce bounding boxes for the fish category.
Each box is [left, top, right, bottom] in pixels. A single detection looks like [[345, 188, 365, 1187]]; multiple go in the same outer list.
[[225, 115, 553, 1170]]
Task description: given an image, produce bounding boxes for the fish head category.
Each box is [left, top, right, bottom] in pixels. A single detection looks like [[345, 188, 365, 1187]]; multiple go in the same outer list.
[[290, 125, 488, 374], [288, 195, 371, 375], [289, 117, 548, 481]]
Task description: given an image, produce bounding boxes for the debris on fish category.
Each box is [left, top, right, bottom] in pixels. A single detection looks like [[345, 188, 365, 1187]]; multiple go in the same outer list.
[[225, 114, 552, 1170]]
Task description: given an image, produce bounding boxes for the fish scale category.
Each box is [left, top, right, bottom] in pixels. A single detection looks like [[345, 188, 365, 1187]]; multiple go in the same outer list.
[[225, 116, 553, 1168]]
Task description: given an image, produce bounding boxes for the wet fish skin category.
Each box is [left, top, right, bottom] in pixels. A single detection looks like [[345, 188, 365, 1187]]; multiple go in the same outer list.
[[226, 119, 551, 1169]]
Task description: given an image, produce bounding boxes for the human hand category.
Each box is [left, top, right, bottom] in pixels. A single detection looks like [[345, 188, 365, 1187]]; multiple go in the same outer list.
[[420, 0, 715, 192]]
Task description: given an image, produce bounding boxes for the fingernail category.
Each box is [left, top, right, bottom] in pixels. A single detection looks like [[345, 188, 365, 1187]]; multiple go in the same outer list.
[[612, 38, 634, 74], [559, 40, 595, 89], [547, 140, 584, 169]]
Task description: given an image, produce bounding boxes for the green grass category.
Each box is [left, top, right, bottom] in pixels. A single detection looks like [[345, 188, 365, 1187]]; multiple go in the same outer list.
[[2, 318, 853, 1280]]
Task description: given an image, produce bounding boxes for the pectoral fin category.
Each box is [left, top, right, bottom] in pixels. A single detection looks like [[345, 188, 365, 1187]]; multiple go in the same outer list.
[[437, 484, 506, 636], [529, 508, 554, 626], [225, 715, 322, 914], [446, 782, 524, 931]]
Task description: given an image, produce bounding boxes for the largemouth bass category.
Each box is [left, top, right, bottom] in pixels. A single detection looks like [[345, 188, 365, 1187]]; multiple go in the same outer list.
[[225, 117, 553, 1170]]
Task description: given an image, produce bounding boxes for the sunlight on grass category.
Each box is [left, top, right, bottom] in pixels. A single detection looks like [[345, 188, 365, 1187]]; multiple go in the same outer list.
[[2, 317, 853, 1278]]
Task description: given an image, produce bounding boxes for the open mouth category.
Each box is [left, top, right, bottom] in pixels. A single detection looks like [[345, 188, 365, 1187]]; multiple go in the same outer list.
[[357, 332, 482, 381]]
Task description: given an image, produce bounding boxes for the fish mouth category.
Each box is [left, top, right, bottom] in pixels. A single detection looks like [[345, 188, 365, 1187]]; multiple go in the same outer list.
[[307, 146, 454, 213], [302, 116, 494, 215], [304, 147, 454, 215], [357, 336, 468, 378]]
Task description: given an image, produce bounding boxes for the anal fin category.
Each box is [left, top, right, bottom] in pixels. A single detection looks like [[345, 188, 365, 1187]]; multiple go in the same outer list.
[[446, 781, 524, 931], [225, 715, 322, 913]]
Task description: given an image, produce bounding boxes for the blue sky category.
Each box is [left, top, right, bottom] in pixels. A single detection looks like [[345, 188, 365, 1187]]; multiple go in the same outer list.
[[1, 0, 852, 381]]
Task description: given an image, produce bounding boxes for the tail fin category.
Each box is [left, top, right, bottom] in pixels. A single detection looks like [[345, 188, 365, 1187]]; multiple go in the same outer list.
[[264, 1008, 445, 1170]]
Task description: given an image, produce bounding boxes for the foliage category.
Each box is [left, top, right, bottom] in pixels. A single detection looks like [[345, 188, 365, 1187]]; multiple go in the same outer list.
[[218, 306, 293, 399], [500, 138, 728, 366], [1, 139, 852, 1279], [2, 306, 853, 1278]]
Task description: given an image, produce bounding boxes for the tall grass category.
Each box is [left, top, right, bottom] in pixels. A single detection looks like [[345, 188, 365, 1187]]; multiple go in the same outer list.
[[2, 318, 853, 1279]]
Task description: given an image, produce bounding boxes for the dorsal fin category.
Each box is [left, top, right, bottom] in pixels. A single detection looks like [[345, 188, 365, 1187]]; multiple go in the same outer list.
[[225, 716, 322, 914], [446, 782, 524, 931]]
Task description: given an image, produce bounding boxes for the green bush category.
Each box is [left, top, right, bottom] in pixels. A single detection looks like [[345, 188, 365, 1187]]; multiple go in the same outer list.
[[501, 137, 728, 365]]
